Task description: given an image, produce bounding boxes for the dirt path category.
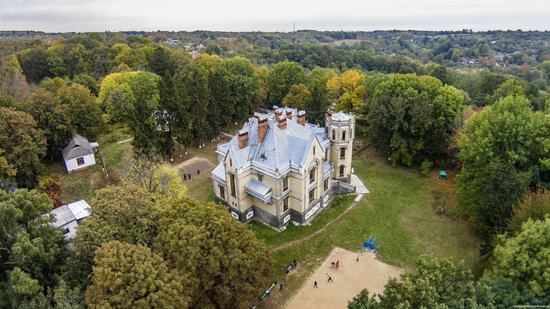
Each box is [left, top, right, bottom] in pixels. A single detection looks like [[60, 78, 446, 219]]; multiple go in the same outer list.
[[271, 196, 363, 253], [285, 247, 403, 309]]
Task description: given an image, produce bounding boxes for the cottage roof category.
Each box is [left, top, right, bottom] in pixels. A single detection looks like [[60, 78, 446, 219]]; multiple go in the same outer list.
[[49, 200, 91, 228], [62, 134, 94, 161]]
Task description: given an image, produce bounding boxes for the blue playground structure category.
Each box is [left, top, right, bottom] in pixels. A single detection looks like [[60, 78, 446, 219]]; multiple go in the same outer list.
[[363, 236, 377, 252]]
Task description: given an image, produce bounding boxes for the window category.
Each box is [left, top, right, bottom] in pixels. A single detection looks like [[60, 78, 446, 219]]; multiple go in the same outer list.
[[340, 147, 346, 159], [313, 146, 315, 155], [283, 175, 289, 191], [309, 167, 316, 184], [350, 129, 353, 138], [219, 185, 225, 200], [325, 149, 329, 162], [283, 197, 289, 212], [76, 157, 85, 166], [324, 178, 329, 192], [63, 228, 70, 235], [308, 189, 315, 204], [258, 173, 263, 182], [229, 159, 232, 167], [332, 129, 335, 140], [230, 173, 236, 197], [342, 130, 346, 141], [339, 165, 345, 177]]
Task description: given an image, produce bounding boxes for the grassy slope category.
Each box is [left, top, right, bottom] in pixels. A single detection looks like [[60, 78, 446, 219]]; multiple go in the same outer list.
[[257, 152, 481, 308]]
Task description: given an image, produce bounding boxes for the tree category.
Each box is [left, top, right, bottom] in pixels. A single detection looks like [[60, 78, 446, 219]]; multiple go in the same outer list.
[[490, 78, 539, 108], [484, 217, 550, 300], [98, 71, 166, 154], [267, 61, 306, 106], [24, 88, 73, 160], [0, 107, 46, 188], [368, 74, 464, 166], [72, 74, 98, 95], [18, 47, 52, 83], [0, 189, 67, 308], [57, 84, 103, 138], [73, 185, 160, 269], [457, 96, 550, 234], [124, 153, 187, 199], [507, 191, 550, 235], [155, 197, 272, 308], [0, 54, 31, 102], [306, 68, 336, 123], [327, 70, 367, 112], [0, 148, 16, 187], [348, 256, 493, 308], [85, 241, 190, 308], [282, 83, 311, 109]]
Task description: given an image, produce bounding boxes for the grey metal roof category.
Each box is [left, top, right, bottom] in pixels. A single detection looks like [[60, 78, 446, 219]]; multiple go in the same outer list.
[[212, 163, 226, 184], [331, 111, 351, 121], [244, 179, 272, 203], [220, 108, 326, 174], [62, 134, 94, 161], [50, 205, 76, 228]]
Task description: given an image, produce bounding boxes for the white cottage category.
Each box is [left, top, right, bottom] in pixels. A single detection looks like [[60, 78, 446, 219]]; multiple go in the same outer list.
[[62, 134, 97, 173], [49, 200, 91, 240]]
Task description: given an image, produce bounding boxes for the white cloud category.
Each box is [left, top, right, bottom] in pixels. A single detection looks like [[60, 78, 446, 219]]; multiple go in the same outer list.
[[0, 0, 549, 32]]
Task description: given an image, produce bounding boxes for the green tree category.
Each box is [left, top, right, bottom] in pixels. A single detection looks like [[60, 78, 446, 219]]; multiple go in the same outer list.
[[24, 88, 73, 160], [484, 217, 550, 299], [98, 71, 166, 154], [85, 241, 190, 309], [267, 61, 306, 106], [282, 83, 311, 110], [0, 107, 46, 187], [306, 68, 336, 123], [57, 84, 103, 138], [368, 74, 464, 166], [457, 96, 550, 234], [155, 197, 272, 308], [72, 74, 98, 95], [18, 47, 52, 83], [348, 256, 492, 308], [507, 191, 550, 235], [73, 185, 160, 269]]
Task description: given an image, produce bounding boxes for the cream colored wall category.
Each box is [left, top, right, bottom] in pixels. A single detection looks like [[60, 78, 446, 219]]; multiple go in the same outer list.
[[328, 117, 355, 179]]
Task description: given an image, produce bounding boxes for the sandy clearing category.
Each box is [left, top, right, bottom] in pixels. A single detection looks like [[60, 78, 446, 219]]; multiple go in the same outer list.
[[173, 157, 213, 180], [284, 247, 403, 309]]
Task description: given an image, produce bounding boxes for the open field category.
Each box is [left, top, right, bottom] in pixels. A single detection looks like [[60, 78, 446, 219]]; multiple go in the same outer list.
[[256, 150, 481, 308]]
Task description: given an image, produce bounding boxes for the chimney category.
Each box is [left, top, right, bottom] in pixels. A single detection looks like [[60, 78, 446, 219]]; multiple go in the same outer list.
[[238, 128, 249, 149], [286, 110, 292, 119], [277, 115, 287, 130], [258, 115, 268, 142], [297, 110, 306, 126]]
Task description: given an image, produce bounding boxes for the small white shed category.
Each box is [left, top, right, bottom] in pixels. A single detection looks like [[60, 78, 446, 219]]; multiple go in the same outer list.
[[49, 200, 91, 240], [62, 134, 97, 173]]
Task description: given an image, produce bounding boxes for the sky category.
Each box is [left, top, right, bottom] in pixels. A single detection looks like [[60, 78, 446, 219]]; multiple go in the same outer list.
[[1, 0, 549, 33]]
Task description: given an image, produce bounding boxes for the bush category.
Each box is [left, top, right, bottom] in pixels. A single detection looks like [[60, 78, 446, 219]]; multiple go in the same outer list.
[[420, 160, 433, 174]]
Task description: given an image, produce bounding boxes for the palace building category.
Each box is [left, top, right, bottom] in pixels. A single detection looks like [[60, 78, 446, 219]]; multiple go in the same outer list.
[[211, 107, 356, 228]]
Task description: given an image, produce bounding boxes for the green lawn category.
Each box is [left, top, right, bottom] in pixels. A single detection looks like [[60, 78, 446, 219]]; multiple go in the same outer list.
[[257, 152, 481, 308]]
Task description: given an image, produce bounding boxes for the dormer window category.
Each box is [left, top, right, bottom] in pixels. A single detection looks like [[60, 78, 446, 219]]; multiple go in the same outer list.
[[313, 146, 316, 155]]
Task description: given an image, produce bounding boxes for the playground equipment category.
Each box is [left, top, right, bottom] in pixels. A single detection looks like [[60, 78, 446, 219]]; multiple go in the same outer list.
[[259, 282, 277, 301], [438, 169, 448, 180], [363, 236, 377, 252]]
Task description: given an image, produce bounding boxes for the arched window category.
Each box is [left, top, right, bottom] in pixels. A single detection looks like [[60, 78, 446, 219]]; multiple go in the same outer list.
[[332, 129, 336, 140], [342, 130, 346, 141], [339, 165, 345, 177]]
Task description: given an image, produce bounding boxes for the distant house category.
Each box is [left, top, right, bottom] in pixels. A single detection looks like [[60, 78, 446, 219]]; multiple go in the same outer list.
[[49, 200, 91, 240], [62, 134, 98, 173]]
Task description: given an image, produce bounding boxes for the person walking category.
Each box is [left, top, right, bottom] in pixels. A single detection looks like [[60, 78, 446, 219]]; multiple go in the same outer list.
[[280, 283, 283, 291], [326, 273, 333, 282], [314, 281, 318, 288]]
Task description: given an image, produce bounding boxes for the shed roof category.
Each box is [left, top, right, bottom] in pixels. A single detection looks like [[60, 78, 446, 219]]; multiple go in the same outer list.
[[62, 134, 94, 161]]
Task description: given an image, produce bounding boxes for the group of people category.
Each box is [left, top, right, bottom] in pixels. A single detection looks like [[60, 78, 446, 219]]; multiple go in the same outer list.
[[330, 260, 340, 269]]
